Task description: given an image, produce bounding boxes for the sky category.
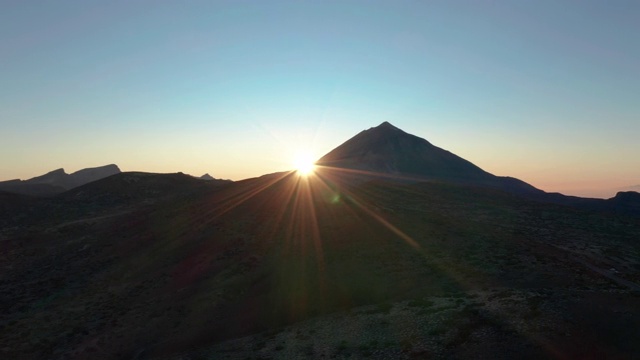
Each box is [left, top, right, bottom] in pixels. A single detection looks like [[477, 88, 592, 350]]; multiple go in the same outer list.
[[1, 0, 638, 198]]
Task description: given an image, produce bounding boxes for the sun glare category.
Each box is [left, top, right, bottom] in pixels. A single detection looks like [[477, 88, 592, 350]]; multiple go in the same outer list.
[[294, 153, 316, 176]]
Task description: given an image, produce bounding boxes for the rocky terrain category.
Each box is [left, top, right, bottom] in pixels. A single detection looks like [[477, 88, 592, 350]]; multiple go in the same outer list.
[[1, 124, 639, 359]]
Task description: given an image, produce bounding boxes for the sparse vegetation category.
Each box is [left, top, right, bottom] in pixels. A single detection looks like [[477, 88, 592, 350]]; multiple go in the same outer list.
[[1, 168, 639, 359]]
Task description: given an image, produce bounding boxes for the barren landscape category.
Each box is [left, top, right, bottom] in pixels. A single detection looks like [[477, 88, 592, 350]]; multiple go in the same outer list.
[[2, 124, 640, 359]]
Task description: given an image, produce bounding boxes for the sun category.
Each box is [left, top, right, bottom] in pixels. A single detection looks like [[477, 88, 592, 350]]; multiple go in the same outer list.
[[293, 153, 316, 176]]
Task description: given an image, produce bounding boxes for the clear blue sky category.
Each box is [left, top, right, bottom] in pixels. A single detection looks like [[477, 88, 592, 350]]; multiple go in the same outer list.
[[1, 0, 638, 197]]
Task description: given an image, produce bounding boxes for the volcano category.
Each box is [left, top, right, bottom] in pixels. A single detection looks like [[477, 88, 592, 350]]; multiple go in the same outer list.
[[317, 122, 541, 195]]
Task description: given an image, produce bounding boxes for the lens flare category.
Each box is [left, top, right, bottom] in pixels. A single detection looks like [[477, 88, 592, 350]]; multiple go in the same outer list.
[[294, 153, 316, 176]]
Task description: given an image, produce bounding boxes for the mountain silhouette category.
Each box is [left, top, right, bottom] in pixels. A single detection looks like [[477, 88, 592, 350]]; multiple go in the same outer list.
[[68, 164, 121, 187], [604, 191, 640, 214], [317, 122, 541, 195], [0, 164, 121, 196], [200, 173, 216, 181]]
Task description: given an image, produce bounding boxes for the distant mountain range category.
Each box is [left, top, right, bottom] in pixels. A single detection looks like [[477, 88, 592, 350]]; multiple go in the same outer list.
[[200, 173, 232, 183], [0, 164, 121, 196], [1, 123, 636, 214], [0, 166, 233, 197]]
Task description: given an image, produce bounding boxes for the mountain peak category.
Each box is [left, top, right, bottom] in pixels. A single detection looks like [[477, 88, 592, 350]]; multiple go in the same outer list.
[[317, 123, 541, 195], [29, 168, 69, 183], [378, 121, 397, 129], [48, 168, 67, 175], [70, 164, 121, 185], [0, 164, 121, 196], [372, 121, 403, 133], [317, 123, 481, 180]]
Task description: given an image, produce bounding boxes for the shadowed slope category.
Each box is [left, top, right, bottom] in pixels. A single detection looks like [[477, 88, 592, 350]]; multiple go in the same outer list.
[[316, 122, 640, 215], [2, 125, 640, 359], [318, 122, 491, 182], [317, 122, 541, 195], [2, 167, 640, 359]]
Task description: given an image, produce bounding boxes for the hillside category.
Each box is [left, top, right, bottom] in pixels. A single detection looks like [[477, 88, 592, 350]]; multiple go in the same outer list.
[[1, 168, 640, 359], [316, 122, 541, 195], [1, 125, 639, 359]]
